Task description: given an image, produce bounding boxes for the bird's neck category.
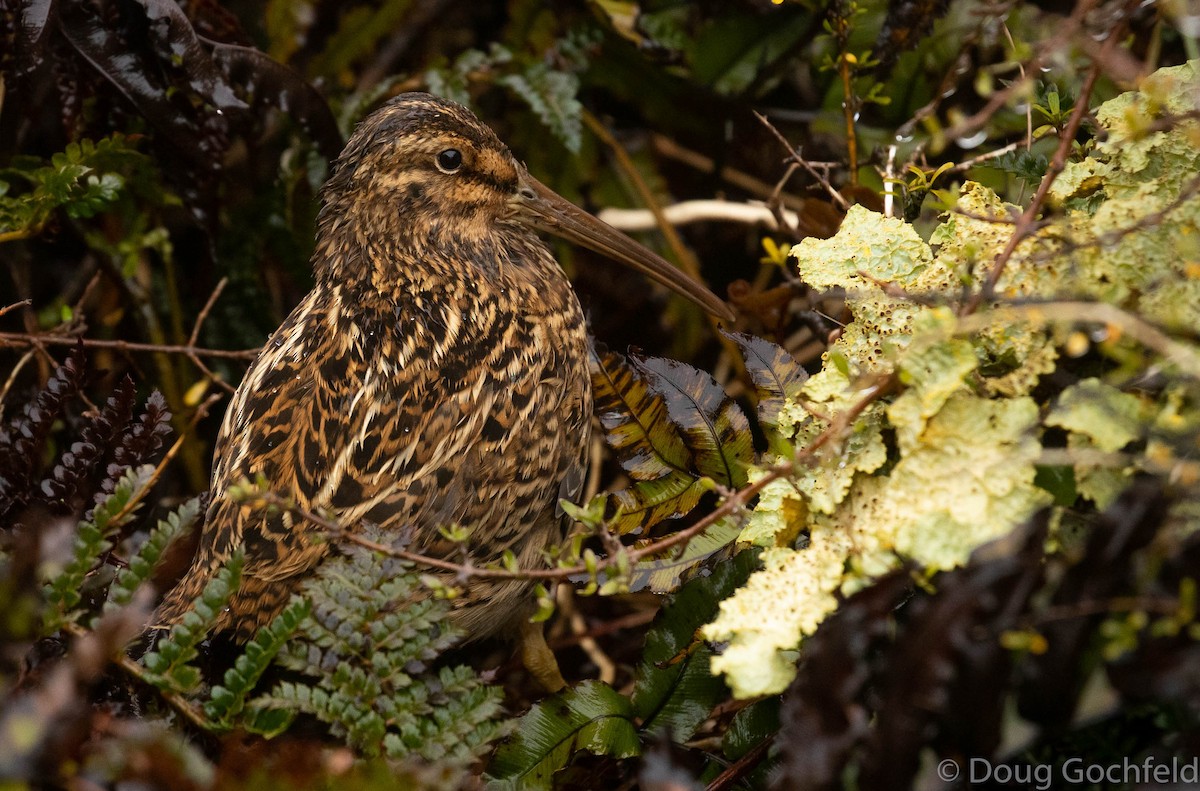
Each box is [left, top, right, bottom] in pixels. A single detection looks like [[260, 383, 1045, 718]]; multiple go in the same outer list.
[[309, 212, 579, 322]]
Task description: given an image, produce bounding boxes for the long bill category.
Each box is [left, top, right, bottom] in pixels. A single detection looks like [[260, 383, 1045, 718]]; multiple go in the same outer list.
[[516, 174, 736, 323]]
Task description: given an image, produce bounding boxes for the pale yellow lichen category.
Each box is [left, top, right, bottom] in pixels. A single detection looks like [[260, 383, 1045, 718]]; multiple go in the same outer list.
[[1046, 378, 1143, 453], [708, 63, 1200, 697]]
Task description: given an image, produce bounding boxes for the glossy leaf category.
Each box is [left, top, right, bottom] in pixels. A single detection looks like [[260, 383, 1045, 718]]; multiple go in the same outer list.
[[210, 43, 343, 161], [629, 518, 742, 593], [632, 549, 758, 740], [590, 348, 691, 481], [608, 474, 707, 536], [722, 330, 809, 427], [722, 698, 780, 760], [487, 680, 639, 789], [634, 356, 753, 488]]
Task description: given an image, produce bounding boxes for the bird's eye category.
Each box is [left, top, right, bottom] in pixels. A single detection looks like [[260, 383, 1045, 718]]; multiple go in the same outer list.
[[436, 148, 463, 173]]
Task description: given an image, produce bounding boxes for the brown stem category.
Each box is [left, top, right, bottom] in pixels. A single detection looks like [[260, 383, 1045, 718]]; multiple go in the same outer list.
[[0, 330, 259, 360], [961, 56, 1104, 316]]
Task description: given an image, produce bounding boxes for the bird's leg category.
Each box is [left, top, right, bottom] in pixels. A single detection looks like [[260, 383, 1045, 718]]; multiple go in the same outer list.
[[519, 618, 567, 692]]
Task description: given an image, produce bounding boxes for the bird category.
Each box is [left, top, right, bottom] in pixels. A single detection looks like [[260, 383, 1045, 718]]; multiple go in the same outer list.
[[152, 92, 733, 689]]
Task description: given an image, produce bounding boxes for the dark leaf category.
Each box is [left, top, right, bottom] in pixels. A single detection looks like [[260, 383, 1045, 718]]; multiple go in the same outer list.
[[39, 375, 137, 515], [590, 348, 691, 481], [634, 356, 753, 488], [132, 0, 248, 113], [209, 43, 343, 161], [608, 473, 706, 537], [487, 680, 639, 790], [722, 698, 780, 761], [0, 346, 90, 522], [722, 330, 809, 427], [633, 549, 758, 739], [628, 518, 741, 593]]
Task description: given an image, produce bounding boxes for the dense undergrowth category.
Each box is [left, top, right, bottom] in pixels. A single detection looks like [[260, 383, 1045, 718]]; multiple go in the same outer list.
[[2, 1, 1199, 789]]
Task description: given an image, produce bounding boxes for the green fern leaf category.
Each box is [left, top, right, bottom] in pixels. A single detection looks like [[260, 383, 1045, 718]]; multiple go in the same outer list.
[[41, 465, 154, 633], [499, 64, 583, 153], [101, 497, 200, 618], [249, 527, 510, 766], [140, 551, 243, 694], [203, 597, 311, 728]]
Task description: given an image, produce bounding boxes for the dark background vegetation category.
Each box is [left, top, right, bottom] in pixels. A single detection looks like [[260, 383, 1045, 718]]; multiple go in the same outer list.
[[2, 0, 1198, 789]]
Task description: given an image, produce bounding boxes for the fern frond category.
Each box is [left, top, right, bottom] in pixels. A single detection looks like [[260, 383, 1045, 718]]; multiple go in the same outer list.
[[250, 528, 510, 765], [203, 597, 310, 728], [101, 496, 200, 619], [41, 465, 155, 633], [140, 551, 243, 694]]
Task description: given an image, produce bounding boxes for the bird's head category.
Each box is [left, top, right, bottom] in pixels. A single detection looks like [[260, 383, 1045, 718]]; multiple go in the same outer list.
[[316, 92, 733, 321]]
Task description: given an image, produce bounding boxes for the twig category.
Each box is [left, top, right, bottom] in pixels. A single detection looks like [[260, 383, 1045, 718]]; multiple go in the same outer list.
[[651, 134, 811, 213], [184, 278, 237, 394], [0, 300, 31, 319], [558, 585, 617, 684], [955, 301, 1200, 379], [108, 392, 224, 528], [1036, 447, 1200, 483], [1029, 595, 1185, 626], [582, 111, 703, 285], [948, 140, 1024, 175], [754, 111, 850, 211], [937, 0, 1099, 148], [62, 621, 211, 731], [962, 56, 1104, 315], [833, 4, 859, 186], [248, 380, 892, 585], [705, 736, 772, 791], [1021, 170, 1200, 267], [0, 348, 36, 419], [0, 331, 259, 360], [548, 608, 658, 650]]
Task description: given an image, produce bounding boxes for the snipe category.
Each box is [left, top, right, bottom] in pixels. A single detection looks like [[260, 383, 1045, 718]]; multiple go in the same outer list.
[[153, 93, 732, 689]]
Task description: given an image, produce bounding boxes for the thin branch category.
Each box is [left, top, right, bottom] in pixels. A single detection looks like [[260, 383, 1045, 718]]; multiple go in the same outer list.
[[246, 379, 892, 585], [833, 4, 859, 185], [582, 111, 704, 284], [706, 736, 773, 791], [651, 134, 813, 213], [754, 111, 851, 211], [955, 301, 1200, 379], [184, 278, 237, 394], [0, 300, 31, 319], [1021, 170, 1200, 266], [108, 393, 224, 528], [61, 614, 211, 732], [939, 0, 1100, 148], [597, 200, 799, 232], [962, 54, 1104, 315], [0, 331, 259, 360]]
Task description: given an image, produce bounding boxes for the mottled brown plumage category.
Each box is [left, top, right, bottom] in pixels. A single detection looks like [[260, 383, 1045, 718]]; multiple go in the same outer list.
[[153, 94, 730, 673]]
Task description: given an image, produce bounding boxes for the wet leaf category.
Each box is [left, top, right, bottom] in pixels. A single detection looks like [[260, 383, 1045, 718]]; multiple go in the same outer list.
[[634, 356, 753, 488], [209, 43, 343, 161], [590, 348, 691, 481], [633, 549, 758, 740], [487, 680, 639, 790], [608, 473, 706, 536], [722, 698, 780, 761], [722, 330, 809, 427], [629, 518, 742, 593]]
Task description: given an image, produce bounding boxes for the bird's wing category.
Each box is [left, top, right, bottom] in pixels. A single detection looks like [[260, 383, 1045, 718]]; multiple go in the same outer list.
[[208, 288, 590, 580]]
